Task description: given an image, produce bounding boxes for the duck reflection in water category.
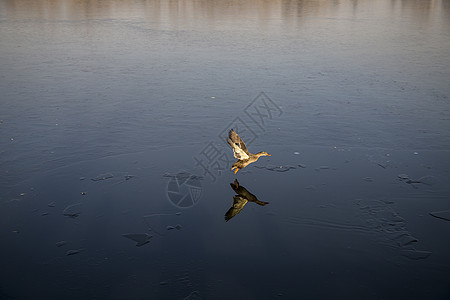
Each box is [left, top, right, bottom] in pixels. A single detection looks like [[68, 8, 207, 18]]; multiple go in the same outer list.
[[225, 179, 269, 222], [227, 129, 271, 174]]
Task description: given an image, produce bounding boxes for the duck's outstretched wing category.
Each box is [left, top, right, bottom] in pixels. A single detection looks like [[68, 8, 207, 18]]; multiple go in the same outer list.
[[227, 138, 249, 160], [225, 196, 248, 222], [227, 129, 250, 159]]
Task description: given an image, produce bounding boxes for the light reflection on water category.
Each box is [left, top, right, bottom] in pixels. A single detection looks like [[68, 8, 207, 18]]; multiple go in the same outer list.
[[2, 0, 449, 31], [2, 0, 449, 26], [1, 0, 450, 299]]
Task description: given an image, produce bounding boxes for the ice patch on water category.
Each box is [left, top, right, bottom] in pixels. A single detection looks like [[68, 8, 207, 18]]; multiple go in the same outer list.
[[122, 233, 152, 247], [400, 249, 432, 260], [91, 173, 114, 181], [282, 198, 432, 260], [66, 249, 82, 256], [166, 224, 182, 230], [254, 164, 304, 172], [398, 174, 438, 188], [62, 203, 82, 218], [143, 213, 183, 236], [356, 199, 432, 260], [183, 291, 201, 300], [89, 172, 136, 185], [429, 210, 450, 222], [55, 241, 67, 247]]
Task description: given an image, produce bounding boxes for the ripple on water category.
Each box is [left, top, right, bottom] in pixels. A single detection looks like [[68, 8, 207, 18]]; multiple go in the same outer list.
[[429, 210, 450, 222], [357, 199, 432, 260], [281, 198, 432, 261]]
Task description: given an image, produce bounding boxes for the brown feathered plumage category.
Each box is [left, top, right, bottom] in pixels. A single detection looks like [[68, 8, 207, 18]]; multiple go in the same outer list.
[[227, 129, 270, 174]]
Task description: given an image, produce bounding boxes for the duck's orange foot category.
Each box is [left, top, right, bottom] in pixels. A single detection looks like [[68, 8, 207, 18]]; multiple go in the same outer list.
[[234, 168, 239, 174]]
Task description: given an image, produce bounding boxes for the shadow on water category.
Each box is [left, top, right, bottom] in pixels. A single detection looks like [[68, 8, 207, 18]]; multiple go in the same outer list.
[[225, 179, 269, 222]]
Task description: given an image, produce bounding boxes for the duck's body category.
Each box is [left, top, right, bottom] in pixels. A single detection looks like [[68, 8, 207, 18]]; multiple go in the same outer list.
[[227, 129, 270, 174]]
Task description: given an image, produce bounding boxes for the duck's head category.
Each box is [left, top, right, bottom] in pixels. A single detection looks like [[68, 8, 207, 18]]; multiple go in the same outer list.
[[257, 151, 271, 157]]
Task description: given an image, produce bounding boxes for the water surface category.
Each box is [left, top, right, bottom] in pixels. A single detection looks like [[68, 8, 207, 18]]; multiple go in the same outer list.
[[1, 0, 450, 299]]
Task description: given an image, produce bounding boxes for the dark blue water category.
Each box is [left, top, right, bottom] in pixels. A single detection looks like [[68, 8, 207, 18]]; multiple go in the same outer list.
[[1, 0, 450, 299]]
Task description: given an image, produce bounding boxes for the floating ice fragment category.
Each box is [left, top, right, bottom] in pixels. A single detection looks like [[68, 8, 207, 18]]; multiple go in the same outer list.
[[393, 233, 418, 247], [429, 210, 450, 222], [122, 233, 152, 247], [167, 224, 182, 230], [416, 175, 438, 186], [305, 185, 317, 190], [47, 202, 56, 207], [124, 175, 135, 180], [401, 249, 432, 260], [63, 203, 82, 218], [413, 152, 419, 155], [144, 213, 185, 235], [66, 249, 82, 256], [298, 164, 306, 168], [255, 165, 297, 172], [399, 175, 438, 187], [183, 291, 201, 300], [41, 212, 49, 216], [293, 152, 300, 155], [56, 241, 67, 247], [315, 166, 330, 171], [357, 199, 429, 258], [91, 173, 114, 181]]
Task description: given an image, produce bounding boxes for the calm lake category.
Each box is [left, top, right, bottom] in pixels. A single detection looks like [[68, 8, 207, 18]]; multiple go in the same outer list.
[[1, 0, 450, 299]]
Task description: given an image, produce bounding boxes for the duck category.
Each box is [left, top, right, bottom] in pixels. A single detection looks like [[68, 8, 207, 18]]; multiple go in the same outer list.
[[227, 129, 271, 174], [225, 179, 269, 222]]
